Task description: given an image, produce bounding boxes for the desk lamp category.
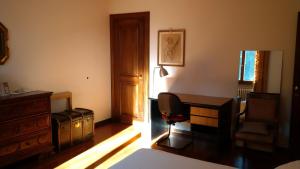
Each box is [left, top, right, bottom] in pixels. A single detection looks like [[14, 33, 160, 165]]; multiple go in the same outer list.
[[159, 66, 168, 77]]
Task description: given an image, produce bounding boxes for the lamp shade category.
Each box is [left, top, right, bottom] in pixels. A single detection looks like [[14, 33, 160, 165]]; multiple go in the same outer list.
[[159, 66, 168, 77]]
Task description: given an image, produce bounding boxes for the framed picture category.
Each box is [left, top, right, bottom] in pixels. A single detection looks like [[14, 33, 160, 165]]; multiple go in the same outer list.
[[158, 29, 185, 66]]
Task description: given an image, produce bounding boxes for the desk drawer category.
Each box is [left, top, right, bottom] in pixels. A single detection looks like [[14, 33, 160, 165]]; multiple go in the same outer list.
[[190, 115, 218, 127], [190, 107, 218, 118]]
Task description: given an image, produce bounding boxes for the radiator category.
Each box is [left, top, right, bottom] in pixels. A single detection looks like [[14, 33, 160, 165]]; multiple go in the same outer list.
[[238, 87, 253, 101]]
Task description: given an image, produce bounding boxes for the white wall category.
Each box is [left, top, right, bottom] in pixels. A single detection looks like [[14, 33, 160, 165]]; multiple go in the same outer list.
[[267, 51, 283, 93], [0, 0, 111, 122], [108, 0, 299, 146]]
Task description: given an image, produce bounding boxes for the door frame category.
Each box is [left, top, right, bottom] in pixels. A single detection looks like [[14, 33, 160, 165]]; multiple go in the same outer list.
[[290, 12, 300, 157], [110, 12, 150, 122]]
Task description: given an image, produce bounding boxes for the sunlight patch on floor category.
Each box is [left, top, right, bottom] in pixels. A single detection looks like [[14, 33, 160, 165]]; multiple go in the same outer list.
[[97, 123, 169, 168], [96, 138, 143, 168], [55, 125, 140, 169]]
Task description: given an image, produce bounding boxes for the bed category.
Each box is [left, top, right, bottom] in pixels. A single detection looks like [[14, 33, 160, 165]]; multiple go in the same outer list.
[[110, 148, 236, 169], [275, 160, 300, 169]]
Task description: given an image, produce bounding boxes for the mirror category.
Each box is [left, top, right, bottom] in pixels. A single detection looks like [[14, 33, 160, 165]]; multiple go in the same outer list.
[[237, 50, 282, 102], [0, 22, 9, 65]]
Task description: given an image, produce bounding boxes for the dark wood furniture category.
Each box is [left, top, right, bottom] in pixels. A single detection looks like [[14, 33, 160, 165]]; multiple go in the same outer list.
[[0, 91, 53, 167], [150, 93, 233, 144]]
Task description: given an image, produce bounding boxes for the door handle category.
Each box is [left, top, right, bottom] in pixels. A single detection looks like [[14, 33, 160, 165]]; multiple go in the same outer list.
[[295, 85, 299, 91], [139, 74, 143, 80]]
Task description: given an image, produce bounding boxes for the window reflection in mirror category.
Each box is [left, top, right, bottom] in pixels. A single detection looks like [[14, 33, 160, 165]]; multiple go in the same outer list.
[[239, 50, 256, 83], [237, 50, 282, 112]]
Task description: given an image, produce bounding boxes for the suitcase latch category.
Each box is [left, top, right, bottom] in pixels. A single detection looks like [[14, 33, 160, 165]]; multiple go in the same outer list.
[[74, 122, 81, 128]]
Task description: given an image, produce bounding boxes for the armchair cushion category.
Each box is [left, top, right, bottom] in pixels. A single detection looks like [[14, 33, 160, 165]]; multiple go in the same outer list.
[[239, 121, 269, 135], [235, 131, 274, 144]]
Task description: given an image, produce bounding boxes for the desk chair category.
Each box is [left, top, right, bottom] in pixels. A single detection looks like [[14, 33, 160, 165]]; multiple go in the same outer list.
[[235, 92, 280, 152], [156, 92, 192, 149]]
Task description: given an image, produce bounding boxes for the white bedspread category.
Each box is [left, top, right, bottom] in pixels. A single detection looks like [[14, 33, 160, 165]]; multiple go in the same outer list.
[[110, 148, 236, 169], [275, 160, 300, 169]]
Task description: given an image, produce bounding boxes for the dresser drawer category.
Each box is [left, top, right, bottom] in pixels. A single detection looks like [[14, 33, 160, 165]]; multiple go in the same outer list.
[[0, 125, 18, 140], [190, 115, 218, 127], [0, 114, 50, 141], [0, 130, 51, 157], [190, 107, 218, 118], [19, 114, 51, 134], [0, 98, 49, 121], [19, 132, 50, 151], [0, 143, 18, 156]]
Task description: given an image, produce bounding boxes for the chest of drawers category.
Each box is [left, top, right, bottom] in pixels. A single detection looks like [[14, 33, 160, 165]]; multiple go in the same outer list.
[[0, 91, 52, 167]]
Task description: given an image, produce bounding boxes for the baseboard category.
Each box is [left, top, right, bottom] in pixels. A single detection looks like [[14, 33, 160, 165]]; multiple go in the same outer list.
[[94, 118, 112, 128]]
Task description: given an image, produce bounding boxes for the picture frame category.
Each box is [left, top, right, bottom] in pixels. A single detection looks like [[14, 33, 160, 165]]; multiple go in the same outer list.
[[158, 29, 185, 66], [0, 22, 9, 65]]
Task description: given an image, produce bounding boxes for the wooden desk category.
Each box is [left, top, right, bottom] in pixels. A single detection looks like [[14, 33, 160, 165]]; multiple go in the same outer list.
[[149, 93, 233, 144]]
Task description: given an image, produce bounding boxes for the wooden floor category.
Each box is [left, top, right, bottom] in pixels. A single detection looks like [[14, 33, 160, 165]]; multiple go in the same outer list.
[[3, 123, 292, 169], [152, 132, 292, 169], [3, 122, 130, 169]]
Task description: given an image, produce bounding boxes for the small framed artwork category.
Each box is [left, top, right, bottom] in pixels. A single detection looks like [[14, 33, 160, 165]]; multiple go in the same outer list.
[[158, 29, 185, 66]]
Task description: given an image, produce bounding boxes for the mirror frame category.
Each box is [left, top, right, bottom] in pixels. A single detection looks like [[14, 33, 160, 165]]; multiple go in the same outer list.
[[0, 22, 9, 65]]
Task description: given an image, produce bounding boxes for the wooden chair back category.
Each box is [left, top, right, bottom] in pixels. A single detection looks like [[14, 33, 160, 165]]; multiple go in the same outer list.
[[50, 91, 72, 111], [245, 92, 280, 123]]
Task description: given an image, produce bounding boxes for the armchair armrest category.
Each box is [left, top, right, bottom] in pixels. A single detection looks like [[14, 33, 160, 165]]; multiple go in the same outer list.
[[235, 110, 246, 130]]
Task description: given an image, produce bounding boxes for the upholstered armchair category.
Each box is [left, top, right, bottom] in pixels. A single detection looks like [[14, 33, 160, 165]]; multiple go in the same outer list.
[[235, 92, 280, 152]]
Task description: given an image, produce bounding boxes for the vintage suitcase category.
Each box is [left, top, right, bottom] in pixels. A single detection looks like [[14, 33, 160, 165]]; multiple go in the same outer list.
[[52, 111, 83, 151], [73, 108, 94, 140], [64, 111, 83, 144], [52, 113, 71, 151], [51, 92, 85, 151]]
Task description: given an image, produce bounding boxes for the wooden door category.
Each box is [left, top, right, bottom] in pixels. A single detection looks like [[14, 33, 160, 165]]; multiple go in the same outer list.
[[290, 12, 300, 158], [110, 12, 149, 124]]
